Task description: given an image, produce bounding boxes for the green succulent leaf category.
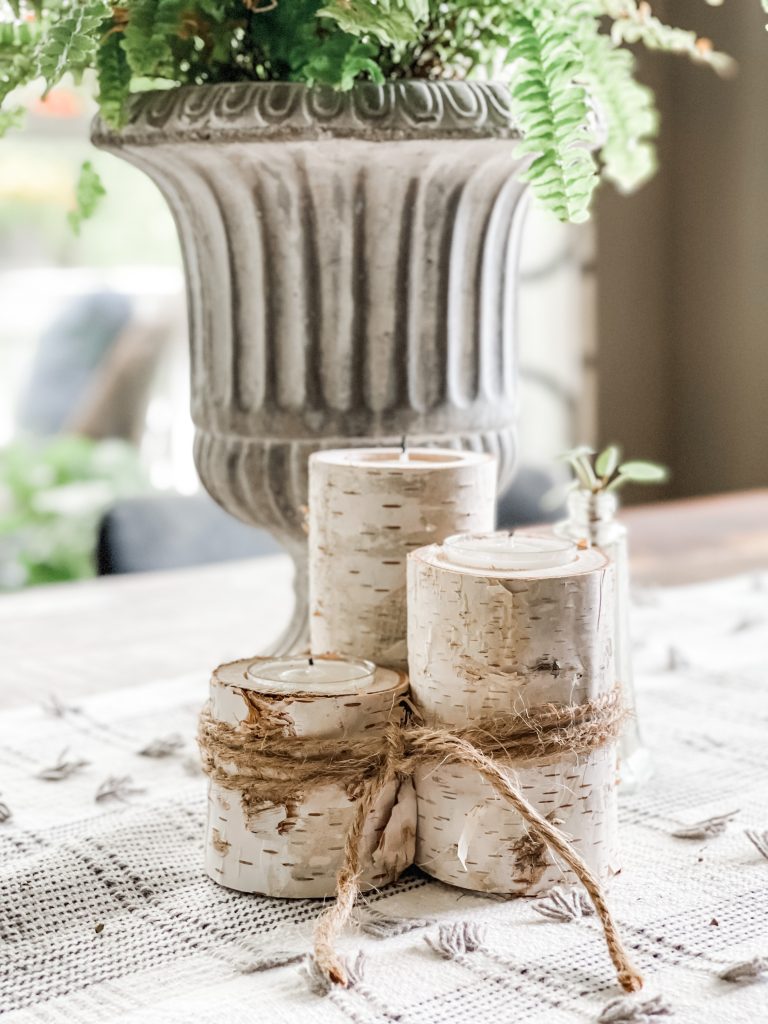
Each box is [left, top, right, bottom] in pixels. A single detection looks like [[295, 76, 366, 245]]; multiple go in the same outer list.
[[615, 460, 669, 484], [595, 444, 621, 479]]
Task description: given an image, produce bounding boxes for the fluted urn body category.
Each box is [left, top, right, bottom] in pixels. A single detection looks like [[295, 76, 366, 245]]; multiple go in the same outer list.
[[94, 80, 530, 650]]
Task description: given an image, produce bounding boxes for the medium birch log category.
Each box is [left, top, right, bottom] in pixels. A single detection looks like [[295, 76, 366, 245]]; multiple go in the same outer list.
[[309, 448, 497, 669], [407, 541, 620, 895], [204, 656, 414, 898]]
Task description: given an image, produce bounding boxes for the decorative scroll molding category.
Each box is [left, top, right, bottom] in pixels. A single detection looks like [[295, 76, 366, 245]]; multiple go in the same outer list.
[[93, 81, 519, 146]]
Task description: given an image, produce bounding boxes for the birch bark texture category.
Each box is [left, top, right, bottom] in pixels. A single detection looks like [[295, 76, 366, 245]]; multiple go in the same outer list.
[[204, 656, 414, 897], [309, 448, 497, 670], [407, 542, 620, 895]]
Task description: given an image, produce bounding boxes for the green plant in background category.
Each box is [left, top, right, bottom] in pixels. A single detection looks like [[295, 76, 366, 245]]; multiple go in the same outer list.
[[1, 1, 766, 224], [0, 435, 146, 589], [67, 159, 106, 232], [563, 443, 668, 493]]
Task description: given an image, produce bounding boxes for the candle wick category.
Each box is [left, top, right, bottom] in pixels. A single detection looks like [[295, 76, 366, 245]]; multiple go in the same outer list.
[[308, 657, 314, 667], [400, 435, 407, 453]]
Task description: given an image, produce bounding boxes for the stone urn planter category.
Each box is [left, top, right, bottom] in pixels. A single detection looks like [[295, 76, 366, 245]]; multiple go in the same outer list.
[[93, 80, 531, 652]]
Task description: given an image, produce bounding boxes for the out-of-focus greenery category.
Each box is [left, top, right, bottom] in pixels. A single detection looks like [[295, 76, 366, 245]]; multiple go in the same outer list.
[[0, 134, 180, 268], [0, 435, 146, 590]]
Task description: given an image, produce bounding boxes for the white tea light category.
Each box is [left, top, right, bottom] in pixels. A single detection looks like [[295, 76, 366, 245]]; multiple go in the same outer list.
[[407, 541, 619, 896], [204, 656, 414, 898], [442, 531, 578, 573], [309, 446, 497, 669], [247, 656, 376, 694], [353, 449, 466, 468]]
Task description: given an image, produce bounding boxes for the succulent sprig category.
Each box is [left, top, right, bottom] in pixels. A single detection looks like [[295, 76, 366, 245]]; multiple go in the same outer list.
[[562, 444, 669, 495]]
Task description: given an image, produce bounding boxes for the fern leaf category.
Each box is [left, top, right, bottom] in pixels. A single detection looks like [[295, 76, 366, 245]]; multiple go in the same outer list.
[[68, 160, 106, 234], [578, 23, 658, 192], [0, 19, 40, 103], [600, 0, 735, 75], [37, 1, 111, 93], [507, 4, 598, 223], [0, 104, 23, 136], [97, 31, 131, 128], [318, 0, 428, 47], [123, 0, 186, 78]]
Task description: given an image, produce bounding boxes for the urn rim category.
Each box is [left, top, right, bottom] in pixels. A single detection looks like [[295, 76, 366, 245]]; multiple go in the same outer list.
[[92, 79, 520, 148]]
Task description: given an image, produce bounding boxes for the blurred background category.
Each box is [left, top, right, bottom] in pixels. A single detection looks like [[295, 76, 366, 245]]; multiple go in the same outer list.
[[0, 0, 764, 593]]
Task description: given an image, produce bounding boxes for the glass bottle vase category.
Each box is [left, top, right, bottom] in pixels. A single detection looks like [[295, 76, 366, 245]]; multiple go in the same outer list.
[[555, 490, 652, 792]]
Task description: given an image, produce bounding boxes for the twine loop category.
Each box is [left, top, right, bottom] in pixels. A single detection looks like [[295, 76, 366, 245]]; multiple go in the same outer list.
[[198, 687, 643, 994]]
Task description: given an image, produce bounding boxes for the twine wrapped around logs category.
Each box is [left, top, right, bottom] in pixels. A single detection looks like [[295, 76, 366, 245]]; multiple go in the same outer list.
[[197, 687, 643, 994]]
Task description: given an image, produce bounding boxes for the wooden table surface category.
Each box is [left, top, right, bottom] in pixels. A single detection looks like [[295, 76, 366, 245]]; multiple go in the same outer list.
[[621, 487, 768, 585], [1, 489, 766, 711]]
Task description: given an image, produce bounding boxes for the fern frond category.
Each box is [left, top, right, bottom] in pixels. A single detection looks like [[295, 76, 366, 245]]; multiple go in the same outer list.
[[68, 159, 106, 234], [578, 22, 658, 192], [37, 0, 111, 93], [96, 30, 131, 128], [0, 103, 23, 136], [0, 18, 40, 102], [318, 0, 428, 47], [507, 4, 598, 223], [600, 0, 735, 75], [123, 0, 186, 78]]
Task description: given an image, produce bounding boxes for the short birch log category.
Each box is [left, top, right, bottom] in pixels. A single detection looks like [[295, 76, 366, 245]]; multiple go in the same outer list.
[[309, 448, 497, 669], [204, 656, 415, 898], [407, 542, 620, 895]]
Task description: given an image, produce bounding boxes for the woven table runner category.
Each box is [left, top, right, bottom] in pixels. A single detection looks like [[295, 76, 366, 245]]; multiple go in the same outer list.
[[1, 573, 767, 1023]]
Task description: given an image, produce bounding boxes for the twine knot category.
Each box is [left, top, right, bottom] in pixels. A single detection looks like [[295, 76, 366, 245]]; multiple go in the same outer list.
[[198, 686, 642, 994]]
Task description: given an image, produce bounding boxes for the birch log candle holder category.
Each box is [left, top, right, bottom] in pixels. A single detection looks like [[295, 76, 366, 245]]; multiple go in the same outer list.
[[199, 654, 415, 898], [309, 447, 497, 669], [407, 531, 620, 896]]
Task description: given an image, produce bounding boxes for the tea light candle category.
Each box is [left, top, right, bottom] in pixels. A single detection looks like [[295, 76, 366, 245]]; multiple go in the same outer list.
[[442, 531, 577, 573], [247, 656, 375, 694], [204, 656, 414, 898], [353, 448, 466, 468], [309, 447, 497, 669], [407, 539, 620, 897]]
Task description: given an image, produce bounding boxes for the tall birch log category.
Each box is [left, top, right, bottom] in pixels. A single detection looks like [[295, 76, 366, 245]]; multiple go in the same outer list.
[[204, 657, 414, 897], [407, 541, 620, 895], [309, 448, 497, 669]]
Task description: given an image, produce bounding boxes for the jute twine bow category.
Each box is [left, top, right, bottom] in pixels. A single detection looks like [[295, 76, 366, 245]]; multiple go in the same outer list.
[[198, 687, 643, 994]]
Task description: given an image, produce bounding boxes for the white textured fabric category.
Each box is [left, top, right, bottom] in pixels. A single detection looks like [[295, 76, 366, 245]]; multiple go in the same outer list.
[[1, 572, 767, 1023]]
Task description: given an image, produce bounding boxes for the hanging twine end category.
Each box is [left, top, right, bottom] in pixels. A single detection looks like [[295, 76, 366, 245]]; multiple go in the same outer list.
[[618, 967, 644, 993], [328, 964, 347, 987], [313, 945, 348, 987]]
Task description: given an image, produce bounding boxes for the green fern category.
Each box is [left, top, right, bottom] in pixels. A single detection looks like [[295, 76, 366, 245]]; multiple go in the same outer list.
[[0, 19, 39, 103], [301, 35, 385, 90], [37, 0, 111, 93], [507, 5, 598, 223], [68, 160, 106, 234], [601, 0, 735, 74], [122, 0, 186, 78], [578, 23, 658, 193], [318, 0, 428, 47], [0, 102, 22, 136], [97, 31, 132, 128], [1, 0, 766, 227]]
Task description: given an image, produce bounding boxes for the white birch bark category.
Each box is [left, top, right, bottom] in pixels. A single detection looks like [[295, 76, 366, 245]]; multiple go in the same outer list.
[[309, 448, 497, 669], [407, 542, 620, 895], [204, 657, 415, 898]]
